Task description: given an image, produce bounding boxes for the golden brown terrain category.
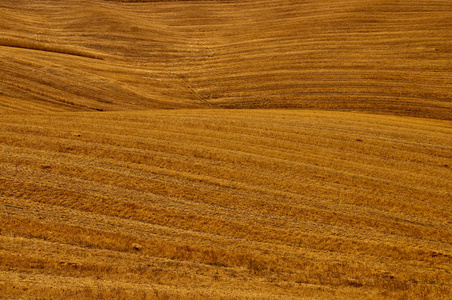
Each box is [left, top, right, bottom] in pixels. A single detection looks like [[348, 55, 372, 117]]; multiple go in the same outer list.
[[1, 0, 452, 299], [1, 110, 451, 299], [1, 0, 451, 116]]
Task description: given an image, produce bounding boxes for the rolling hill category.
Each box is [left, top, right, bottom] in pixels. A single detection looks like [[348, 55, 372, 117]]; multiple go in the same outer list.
[[1, 110, 451, 299], [1, 0, 451, 117], [1, 0, 451, 299]]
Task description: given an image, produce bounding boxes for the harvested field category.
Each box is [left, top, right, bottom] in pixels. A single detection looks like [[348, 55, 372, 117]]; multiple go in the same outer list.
[[1, 0, 452, 299], [1, 110, 451, 299], [1, 0, 451, 117]]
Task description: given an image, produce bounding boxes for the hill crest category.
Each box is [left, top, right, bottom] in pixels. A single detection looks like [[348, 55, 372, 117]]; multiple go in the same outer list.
[[1, 0, 451, 118]]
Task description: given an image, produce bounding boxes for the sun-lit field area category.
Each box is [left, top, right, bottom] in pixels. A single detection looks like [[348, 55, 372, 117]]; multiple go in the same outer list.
[[1, 110, 451, 299], [1, 0, 451, 299], [1, 0, 451, 116]]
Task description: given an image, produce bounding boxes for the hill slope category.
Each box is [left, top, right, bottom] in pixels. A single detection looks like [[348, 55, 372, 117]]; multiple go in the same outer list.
[[1, 0, 452, 299], [1, 110, 451, 299], [1, 0, 451, 118]]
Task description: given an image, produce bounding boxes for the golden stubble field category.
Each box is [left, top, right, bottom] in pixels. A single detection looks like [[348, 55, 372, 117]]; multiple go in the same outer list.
[[1, 0, 451, 116], [1, 110, 451, 299], [1, 0, 452, 299]]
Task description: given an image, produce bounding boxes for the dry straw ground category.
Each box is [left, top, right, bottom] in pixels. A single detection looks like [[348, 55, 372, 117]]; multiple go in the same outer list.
[[1, 0, 452, 299], [1, 0, 451, 116]]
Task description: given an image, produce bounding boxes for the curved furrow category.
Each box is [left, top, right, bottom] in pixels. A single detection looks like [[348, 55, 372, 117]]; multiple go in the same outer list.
[[1, 0, 451, 116]]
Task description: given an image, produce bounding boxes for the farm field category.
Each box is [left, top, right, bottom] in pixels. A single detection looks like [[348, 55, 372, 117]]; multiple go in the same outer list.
[[1, 0, 451, 117], [1, 0, 452, 299], [1, 110, 451, 299]]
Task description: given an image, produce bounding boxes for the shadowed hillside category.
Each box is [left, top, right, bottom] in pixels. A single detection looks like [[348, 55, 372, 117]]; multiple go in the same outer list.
[[1, 0, 451, 117]]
